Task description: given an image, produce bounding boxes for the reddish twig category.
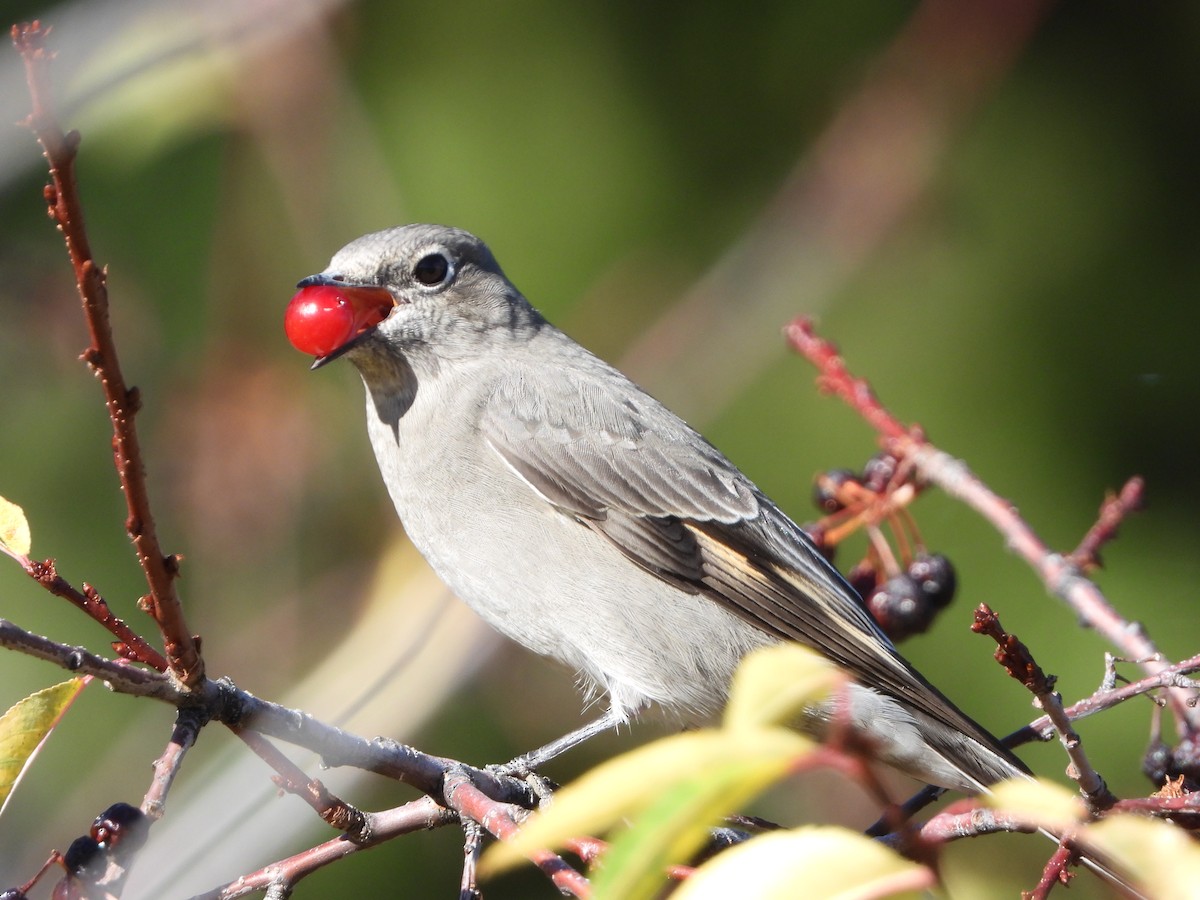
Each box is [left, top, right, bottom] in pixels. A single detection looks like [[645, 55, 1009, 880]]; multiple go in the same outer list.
[[973, 605, 1114, 808], [186, 797, 456, 900], [15, 554, 167, 671], [1028, 841, 1078, 899], [10, 21, 203, 687], [460, 819, 484, 900], [785, 316, 1197, 732], [1069, 476, 1145, 571], [235, 728, 367, 835], [785, 317, 914, 442], [1114, 790, 1200, 819], [909, 800, 1035, 843], [442, 766, 590, 898]]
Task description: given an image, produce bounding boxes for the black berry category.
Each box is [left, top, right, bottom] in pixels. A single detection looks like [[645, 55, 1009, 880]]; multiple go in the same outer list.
[[867, 573, 932, 641], [63, 836, 103, 881], [909, 553, 957, 609], [91, 802, 149, 857], [861, 452, 899, 494]]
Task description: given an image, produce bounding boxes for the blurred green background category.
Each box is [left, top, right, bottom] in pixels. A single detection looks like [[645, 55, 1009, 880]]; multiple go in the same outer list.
[[0, 0, 1197, 896]]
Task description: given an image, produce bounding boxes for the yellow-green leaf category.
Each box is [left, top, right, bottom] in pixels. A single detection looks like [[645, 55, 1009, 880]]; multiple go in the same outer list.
[[1088, 814, 1197, 900], [0, 679, 89, 817], [673, 826, 932, 900], [984, 777, 1084, 831], [0, 495, 31, 557], [481, 727, 813, 876], [723, 643, 840, 731], [593, 751, 798, 900]]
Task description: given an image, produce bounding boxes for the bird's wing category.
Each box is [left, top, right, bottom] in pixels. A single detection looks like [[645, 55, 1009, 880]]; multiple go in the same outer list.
[[482, 367, 1025, 779]]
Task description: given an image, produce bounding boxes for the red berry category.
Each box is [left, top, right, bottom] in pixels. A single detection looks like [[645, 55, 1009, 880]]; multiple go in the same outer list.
[[284, 285, 393, 358], [285, 286, 356, 357]]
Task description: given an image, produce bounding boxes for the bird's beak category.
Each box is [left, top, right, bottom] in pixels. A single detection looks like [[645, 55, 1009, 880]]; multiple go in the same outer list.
[[295, 274, 396, 370]]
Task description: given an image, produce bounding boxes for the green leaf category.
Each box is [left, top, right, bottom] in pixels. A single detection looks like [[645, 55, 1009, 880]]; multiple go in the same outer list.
[[0, 495, 31, 557], [723, 643, 840, 731], [481, 727, 813, 876], [593, 749, 799, 900], [0, 679, 89, 818], [673, 826, 931, 900]]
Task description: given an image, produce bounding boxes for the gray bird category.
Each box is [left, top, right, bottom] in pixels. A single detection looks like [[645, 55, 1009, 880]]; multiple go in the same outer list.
[[292, 223, 1028, 793]]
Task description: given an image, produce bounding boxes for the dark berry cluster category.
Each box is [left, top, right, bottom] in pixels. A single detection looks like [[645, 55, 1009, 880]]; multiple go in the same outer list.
[[33, 803, 148, 900], [858, 553, 957, 641], [807, 454, 957, 641]]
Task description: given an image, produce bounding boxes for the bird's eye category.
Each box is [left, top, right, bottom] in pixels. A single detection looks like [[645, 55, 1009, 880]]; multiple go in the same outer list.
[[413, 253, 450, 286]]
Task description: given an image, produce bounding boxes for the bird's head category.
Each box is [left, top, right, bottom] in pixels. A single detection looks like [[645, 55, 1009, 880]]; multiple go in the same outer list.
[[286, 224, 535, 369]]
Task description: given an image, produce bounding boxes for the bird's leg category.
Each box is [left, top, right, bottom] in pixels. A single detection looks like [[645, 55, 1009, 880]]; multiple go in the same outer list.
[[494, 707, 625, 777]]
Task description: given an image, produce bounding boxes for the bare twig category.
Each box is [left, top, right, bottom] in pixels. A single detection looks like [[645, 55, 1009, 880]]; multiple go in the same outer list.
[[235, 728, 367, 836], [144, 708, 206, 821], [1069, 477, 1145, 571], [10, 21, 203, 686], [1021, 653, 1200, 741], [0, 617, 538, 805], [0, 617, 180, 701], [186, 797, 456, 900], [1114, 790, 1200, 818], [1028, 841, 1078, 899], [879, 801, 1037, 851], [460, 819, 484, 900], [973, 605, 1114, 809], [443, 766, 590, 898], [16, 554, 167, 671]]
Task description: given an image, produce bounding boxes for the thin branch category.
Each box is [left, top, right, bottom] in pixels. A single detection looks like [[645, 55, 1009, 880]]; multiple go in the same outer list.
[[904, 803, 1036, 844], [10, 21, 203, 687], [1019, 653, 1200, 742], [14, 553, 167, 671], [143, 708, 206, 821], [785, 316, 1198, 732], [460, 819, 484, 900], [442, 766, 591, 898], [0, 617, 180, 701], [0, 616, 541, 810], [1069, 477, 1145, 571], [1028, 841, 1078, 899], [235, 728, 368, 836], [973, 604, 1114, 809], [187, 797, 456, 900]]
